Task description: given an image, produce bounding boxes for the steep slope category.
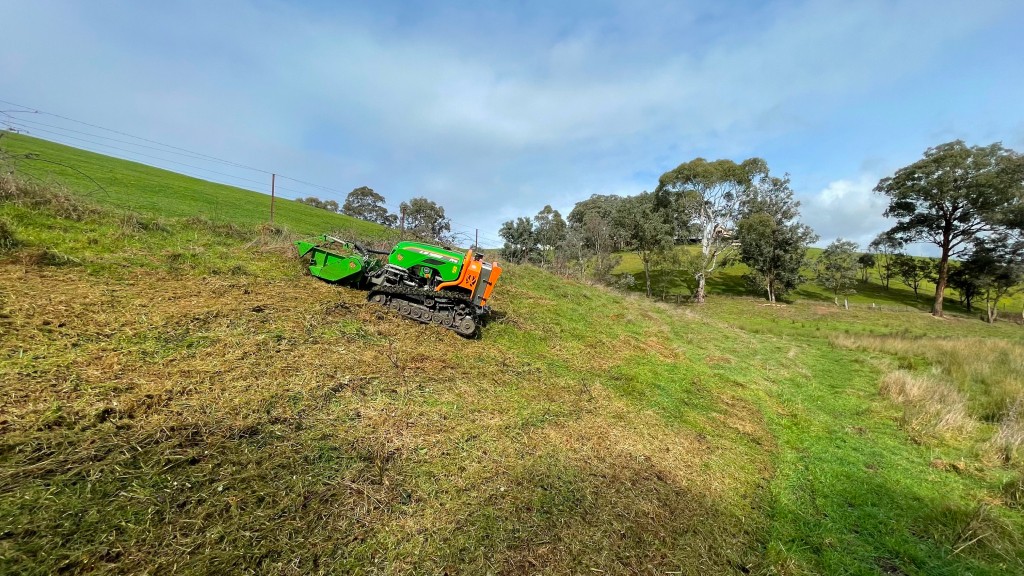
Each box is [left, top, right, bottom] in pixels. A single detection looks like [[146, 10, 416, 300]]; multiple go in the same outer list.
[[0, 180, 772, 572], [2, 141, 1023, 574], [1, 132, 387, 238]]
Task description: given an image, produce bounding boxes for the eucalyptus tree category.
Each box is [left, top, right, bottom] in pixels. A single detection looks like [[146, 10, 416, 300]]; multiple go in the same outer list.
[[892, 255, 932, 299], [946, 263, 979, 310], [817, 239, 860, 304], [615, 192, 673, 298], [857, 253, 876, 283], [735, 173, 818, 302], [875, 141, 1024, 316], [867, 232, 904, 289], [343, 186, 397, 226], [568, 194, 624, 280], [296, 196, 340, 212], [533, 205, 568, 265], [655, 157, 767, 303], [400, 197, 451, 241], [964, 235, 1024, 323], [498, 217, 538, 264]]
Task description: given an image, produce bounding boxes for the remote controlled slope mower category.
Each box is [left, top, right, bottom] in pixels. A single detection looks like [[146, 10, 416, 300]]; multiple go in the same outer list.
[[296, 235, 502, 337]]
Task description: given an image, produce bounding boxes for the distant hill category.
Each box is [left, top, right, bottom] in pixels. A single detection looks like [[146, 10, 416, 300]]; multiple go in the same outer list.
[[614, 245, 1024, 317]]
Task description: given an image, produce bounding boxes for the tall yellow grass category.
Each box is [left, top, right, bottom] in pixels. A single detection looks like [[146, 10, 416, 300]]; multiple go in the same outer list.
[[836, 335, 1024, 464], [986, 401, 1024, 466], [834, 335, 1023, 416], [878, 370, 975, 441]]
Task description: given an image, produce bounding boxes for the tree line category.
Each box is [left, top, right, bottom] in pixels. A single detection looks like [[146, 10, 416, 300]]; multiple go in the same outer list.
[[296, 186, 454, 243], [813, 230, 1022, 323], [498, 140, 1024, 322], [500, 157, 819, 303]]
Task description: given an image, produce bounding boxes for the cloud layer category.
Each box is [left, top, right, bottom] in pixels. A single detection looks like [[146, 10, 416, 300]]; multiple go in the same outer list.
[[3, 0, 1023, 244], [803, 176, 893, 248]]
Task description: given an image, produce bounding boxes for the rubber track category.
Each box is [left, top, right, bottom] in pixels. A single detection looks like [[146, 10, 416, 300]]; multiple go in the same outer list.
[[370, 284, 475, 305], [368, 284, 479, 336]]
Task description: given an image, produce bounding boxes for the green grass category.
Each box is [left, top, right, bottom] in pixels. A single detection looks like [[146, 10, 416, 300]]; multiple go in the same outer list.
[[1, 132, 388, 238], [2, 139, 1024, 574]]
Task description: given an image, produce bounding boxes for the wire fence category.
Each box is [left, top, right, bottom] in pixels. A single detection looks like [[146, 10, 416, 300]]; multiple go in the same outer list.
[[0, 97, 506, 249], [631, 288, 1024, 322]]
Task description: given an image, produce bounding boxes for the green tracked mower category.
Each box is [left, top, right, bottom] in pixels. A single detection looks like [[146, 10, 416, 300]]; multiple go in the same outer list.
[[297, 235, 503, 337]]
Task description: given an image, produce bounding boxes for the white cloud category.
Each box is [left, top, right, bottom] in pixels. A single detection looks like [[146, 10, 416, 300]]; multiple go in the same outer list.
[[1, 0, 1021, 241], [802, 176, 893, 248]]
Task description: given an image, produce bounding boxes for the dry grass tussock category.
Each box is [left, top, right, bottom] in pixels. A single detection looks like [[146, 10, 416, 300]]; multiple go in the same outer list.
[[117, 211, 171, 235], [984, 401, 1024, 467], [833, 334, 1024, 421], [936, 502, 1021, 561], [1002, 470, 1024, 508], [0, 217, 18, 251], [0, 172, 100, 221], [837, 334, 1024, 472], [0, 262, 769, 573], [878, 370, 976, 441]]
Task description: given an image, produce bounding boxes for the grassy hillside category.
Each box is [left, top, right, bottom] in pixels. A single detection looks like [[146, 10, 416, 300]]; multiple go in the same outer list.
[[0, 132, 387, 238], [2, 140, 1024, 574]]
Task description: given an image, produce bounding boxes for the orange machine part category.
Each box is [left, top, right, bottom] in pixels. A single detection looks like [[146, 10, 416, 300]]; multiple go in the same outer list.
[[456, 260, 483, 293], [435, 250, 476, 292], [435, 250, 502, 305], [478, 263, 502, 305]]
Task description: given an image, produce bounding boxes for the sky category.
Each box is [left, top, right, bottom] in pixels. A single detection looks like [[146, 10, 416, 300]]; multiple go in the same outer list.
[[2, 0, 1023, 251]]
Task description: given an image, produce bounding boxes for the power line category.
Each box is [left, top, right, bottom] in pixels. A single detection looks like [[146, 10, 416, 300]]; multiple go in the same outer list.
[[4, 99, 453, 206], [0, 121, 380, 203], [1, 132, 275, 199], [2, 120, 273, 190], [0, 99, 427, 210], [4, 125, 506, 241], [0, 97, 272, 175], [275, 175, 356, 202], [0, 134, 252, 194], [1, 97, 506, 239], [2, 114, 266, 168], [0, 125, 365, 206], [0, 105, 373, 205], [0, 99, 360, 201]]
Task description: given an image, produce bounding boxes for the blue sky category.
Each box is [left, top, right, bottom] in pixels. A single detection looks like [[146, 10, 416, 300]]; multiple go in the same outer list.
[[3, 0, 1023, 250]]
